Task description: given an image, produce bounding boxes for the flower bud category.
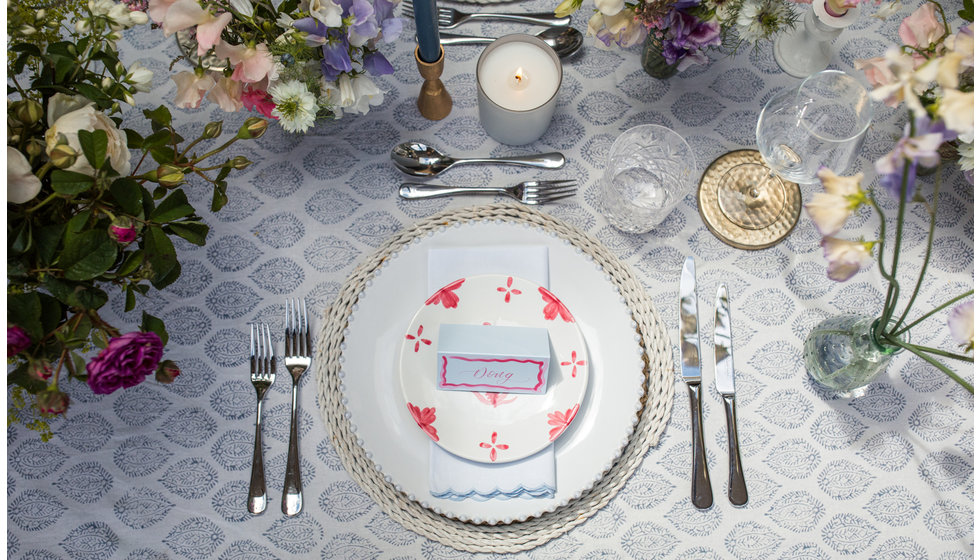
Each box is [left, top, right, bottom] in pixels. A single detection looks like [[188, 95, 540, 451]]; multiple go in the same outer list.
[[48, 143, 78, 169], [155, 360, 180, 384], [37, 390, 69, 415], [24, 138, 44, 159], [75, 19, 91, 33], [36, 9, 46, 19], [19, 24, 36, 35], [8, 325, 31, 357], [109, 217, 137, 245], [230, 156, 252, 170], [28, 359, 53, 381], [155, 163, 184, 187], [238, 117, 268, 139], [202, 121, 223, 139], [102, 76, 113, 90], [16, 99, 43, 124]]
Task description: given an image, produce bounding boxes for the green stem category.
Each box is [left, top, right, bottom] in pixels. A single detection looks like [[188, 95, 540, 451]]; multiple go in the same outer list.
[[194, 136, 239, 162], [877, 118, 916, 340], [25, 192, 60, 213], [889, 340, 975, 362], [893, 289, 974, 336], [867, 193, 901, 338], [891, 162, 942, 334], [889, 337, 974, 393]]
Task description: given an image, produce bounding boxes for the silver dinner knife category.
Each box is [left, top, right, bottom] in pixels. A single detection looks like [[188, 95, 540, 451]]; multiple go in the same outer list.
[[679, 256, 712, 509], [714, 284, 748, 506]]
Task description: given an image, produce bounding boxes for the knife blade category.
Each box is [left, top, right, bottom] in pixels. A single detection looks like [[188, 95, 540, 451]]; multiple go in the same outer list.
[[714, 284, 748, 506], [679, 256, 712, 509]]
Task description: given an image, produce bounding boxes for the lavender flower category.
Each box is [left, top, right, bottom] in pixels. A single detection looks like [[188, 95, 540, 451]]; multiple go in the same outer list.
[[948, 301, 974, 351], [662, 9, 721, 70], [875, 116, 957, 200], [820, 237, 874, 281], [363, 51, 394, 75]]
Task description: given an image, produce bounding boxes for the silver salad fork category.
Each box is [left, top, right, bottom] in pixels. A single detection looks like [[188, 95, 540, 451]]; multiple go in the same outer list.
[[282, 298, 312, 516], [248, 323, 276, 514]]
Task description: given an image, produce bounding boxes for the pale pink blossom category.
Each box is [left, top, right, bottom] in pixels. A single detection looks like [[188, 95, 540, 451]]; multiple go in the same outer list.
[[869, 47, 938, 115], [898, 3, 945, 51], [948, 301, 974, 351], [806, 168, 866, 236], [161, 0, 232, 54], [214, 41, 274, 84], [854, 56, 896, 89], [820, 237, 874, 281], [172, 70, 215, 108], [147, 0, 178, 23], [208, 76, 243, 111]]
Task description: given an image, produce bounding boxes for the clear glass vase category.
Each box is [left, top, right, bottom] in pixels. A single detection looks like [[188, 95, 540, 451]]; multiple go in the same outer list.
[[803, 315, 906, 396], [641, 33, 680, 79], [773, 0, 857, 78]]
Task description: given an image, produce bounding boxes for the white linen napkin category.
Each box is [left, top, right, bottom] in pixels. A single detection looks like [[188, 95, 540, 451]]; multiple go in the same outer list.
[[426, 246, 556, 501]]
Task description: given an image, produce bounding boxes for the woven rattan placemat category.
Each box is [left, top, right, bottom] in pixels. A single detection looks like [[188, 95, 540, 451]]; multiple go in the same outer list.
[[315, 203, 674, 553]]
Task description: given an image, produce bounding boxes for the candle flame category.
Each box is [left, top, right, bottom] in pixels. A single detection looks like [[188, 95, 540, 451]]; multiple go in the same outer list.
[[509, 67, 530, 90], [514, 67, 525, 83]]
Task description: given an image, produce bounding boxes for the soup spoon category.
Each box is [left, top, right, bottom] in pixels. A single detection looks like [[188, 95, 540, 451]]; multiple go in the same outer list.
[[391, 142, 565, 177], [440, 27, 585, 58]]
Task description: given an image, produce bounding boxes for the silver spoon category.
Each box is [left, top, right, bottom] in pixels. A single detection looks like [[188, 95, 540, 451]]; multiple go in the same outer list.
[[391, 142, 565, 177], [440, 27, 585, 58]]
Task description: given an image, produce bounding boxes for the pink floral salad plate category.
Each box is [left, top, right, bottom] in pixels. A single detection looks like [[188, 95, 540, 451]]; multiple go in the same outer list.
[[399, 274, 589, 464]]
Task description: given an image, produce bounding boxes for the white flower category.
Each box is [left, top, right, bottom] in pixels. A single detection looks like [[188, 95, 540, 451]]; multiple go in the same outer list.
[[229, 0, 253, 17], [869, 47, 939, 117], [44, 105, 131, 176], [321, 74, 356, 111], [820, 237, 874, 282], [957, 141, 973, 171], [47, 93, 94, 126], [948, 301, 974, 351], [305, 0, 342, 27], [269, 80, 317, 133], [125, 61, 154, 93], [344, 75, 383, 115], [873, 0, 902, 19], [593, 0, 625, 17], [736, 0, 790, 44], [806, 168, 866, 236], [7, 147, 42, 204], [937, 89, 974, 143]]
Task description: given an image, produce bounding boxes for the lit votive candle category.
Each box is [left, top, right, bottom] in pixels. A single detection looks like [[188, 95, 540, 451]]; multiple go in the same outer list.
[[477, 34, 562, 146]]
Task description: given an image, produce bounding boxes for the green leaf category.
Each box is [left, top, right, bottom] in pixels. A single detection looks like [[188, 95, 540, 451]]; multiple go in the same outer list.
[[166, 221, 209, 246], [149, 145, 176, 165], [125, 285, 136, 312], [36, 224, 66, 265], [109, 178, 144, 215], [8, 292, 43, 340], [116, 249, 145, 276], [59, 230, 118, 281], [43, 277, 109, 310], [78, 129, 108, 170], [53, 54, 76, 82], [72, 83, 111, 108], [141, 311, 169, 346], [211, 182, 228, 212], [959, 0, 972, 20], [124, 128, 144, 150], [143, 105, 173, 127], [7, 363, 48, 393], [51, 169, 96, 195], [10, 43, 42, 55], [154, 259, 182, 290], [10, 220, 32, 254], [142, 226, 177, 288], [150, 189, 195, 222], [65, 209, 93, 237], [38, 293, 66, 336]]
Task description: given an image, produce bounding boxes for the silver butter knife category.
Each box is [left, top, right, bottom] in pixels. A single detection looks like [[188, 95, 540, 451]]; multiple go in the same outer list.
[[714, 284, 748, 506], [679, 256, 713, 509]]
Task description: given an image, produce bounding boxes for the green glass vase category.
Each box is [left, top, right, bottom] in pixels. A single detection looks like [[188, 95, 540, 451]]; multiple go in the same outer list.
[[641, 33, 680, 79], [803, 315, 906, 396]]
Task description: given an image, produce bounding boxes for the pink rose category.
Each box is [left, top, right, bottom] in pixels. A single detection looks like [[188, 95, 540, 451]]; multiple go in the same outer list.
[[109, 219, 138, 244], [8, 326, 30, 357], [38, 391, 70, 415], [86, 331, 164, 394]]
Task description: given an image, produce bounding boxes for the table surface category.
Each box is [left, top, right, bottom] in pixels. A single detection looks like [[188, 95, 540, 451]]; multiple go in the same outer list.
[[7, 0, 974, 558]]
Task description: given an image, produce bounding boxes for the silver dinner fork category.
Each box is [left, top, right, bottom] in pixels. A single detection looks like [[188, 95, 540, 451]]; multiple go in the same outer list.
[[248, 323, 276, 515], [282, 298, 312, 516], [399, 180, 577, 205], [401, 0, 570, 29]]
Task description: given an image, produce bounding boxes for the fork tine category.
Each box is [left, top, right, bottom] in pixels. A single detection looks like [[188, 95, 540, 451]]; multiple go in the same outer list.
[[301, 299, 311, 358], [250, 323, 257, 373], [535, 191, 578, 203], [527, 185, 578, 196], [284, 299, 293, 358], [401, 5, 414, 16], [534, 180, 577, 188], [264, 323, 275, 375]]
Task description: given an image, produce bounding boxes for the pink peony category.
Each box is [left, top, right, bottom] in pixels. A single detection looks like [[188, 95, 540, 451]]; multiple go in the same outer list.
[[8, 326, 30, 357], [86, 331, 164, 394]]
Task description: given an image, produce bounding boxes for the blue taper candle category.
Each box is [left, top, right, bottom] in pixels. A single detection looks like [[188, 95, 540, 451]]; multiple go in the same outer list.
[[413, 0, 441, 63]]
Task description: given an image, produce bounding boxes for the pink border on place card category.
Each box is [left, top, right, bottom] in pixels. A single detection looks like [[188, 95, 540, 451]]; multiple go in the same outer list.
[[439, 356, 547, 391]]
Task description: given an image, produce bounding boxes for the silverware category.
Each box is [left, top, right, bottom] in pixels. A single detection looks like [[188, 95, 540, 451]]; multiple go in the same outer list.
[[402, 0, 570, 29], [399, 180, 577, 205], [248, 323, 276, 515], [714, 284, 748, 506], [679, 256, 713, 509], [440, 27, 585, 58], [391, 141, 565, 177], [282, 298, 312, 516]]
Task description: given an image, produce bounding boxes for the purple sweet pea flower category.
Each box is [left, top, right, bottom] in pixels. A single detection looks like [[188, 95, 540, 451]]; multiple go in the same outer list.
[[292, 16, 328, 37], [875, 116, 957, 200], [363, 51, 394, 75], [8, 325, 30, 357], [373, 0, 402, 43], [322, 30, 353, 75], [86, 331, 164, 394], [661, 10, 720, 70], [350, 0, 378, 37]]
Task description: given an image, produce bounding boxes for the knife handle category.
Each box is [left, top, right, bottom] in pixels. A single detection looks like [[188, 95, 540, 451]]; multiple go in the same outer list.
[[687, 382, 713, 509], [722, 393, 748, 506]]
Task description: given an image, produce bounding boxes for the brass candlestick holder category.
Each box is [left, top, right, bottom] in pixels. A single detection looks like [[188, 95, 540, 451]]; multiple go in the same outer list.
[[415, 46, 452, 121]]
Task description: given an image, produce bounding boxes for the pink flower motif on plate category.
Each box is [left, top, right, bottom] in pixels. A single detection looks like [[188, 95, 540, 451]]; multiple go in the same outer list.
[[560, 350, 587, 378], [539, 287, 575, 323], [478, 431, 509, 462], [496, 276, 522, 303], [547, 404, 580, 441], [474, 392, 518, 407], [407, 402, 439, 441], [405, 324, 431, 353], [426, 278, 465, 309]]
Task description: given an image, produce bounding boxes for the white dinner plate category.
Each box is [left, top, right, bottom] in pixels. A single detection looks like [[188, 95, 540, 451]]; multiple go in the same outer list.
[[399, 274, 590, 464], [340, 221, 645, 524]]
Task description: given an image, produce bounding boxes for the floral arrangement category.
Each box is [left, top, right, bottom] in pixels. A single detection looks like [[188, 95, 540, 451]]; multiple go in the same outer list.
[[804, 2, 974, 392], [555, 0, 797, 71], [7, 0, 267, 437], [146, 0, 402, 133]]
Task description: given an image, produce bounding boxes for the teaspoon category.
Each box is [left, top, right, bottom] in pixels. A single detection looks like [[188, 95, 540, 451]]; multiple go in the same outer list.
[[440, 27, 585, 58], [391, 142, 565, 177]]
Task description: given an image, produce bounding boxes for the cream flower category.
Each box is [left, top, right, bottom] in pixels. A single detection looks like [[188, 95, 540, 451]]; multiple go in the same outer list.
[[594, 0, 625, 17], [344, 75, 384, 115], [948, 301, 974, 351], [207, 76, 244, 112], [125, 61, 154, 93], [47, 93, 94, 125], [937, 89, 974, 143], [821, 237, 874, 282], [172, 70, 216, 108], [44, 105, 131, 176], [806, 168, 866, 236], [305, 0, 343, 27], [869, 46, 938, 114], [7, 147, 42, 204]]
